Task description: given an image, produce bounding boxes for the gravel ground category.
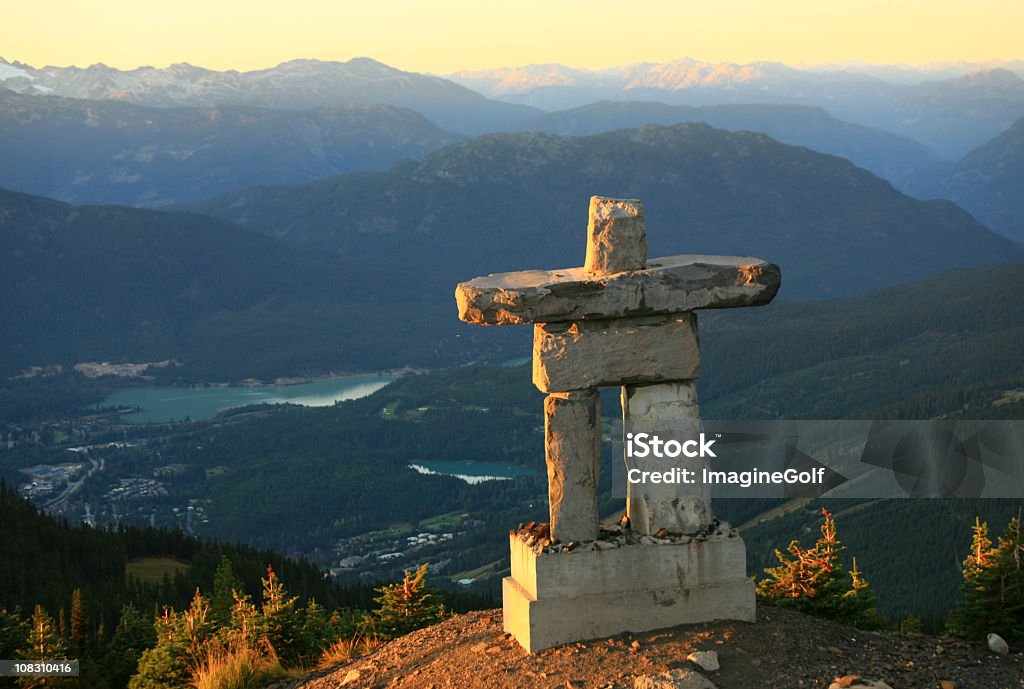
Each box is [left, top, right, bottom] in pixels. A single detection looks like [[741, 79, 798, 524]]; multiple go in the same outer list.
[[287, 607, 1023, 689]]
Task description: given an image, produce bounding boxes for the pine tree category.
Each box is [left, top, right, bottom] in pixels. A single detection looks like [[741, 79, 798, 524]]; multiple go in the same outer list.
[[20, 605, 69, 660], [226, 592, 260, 648], [839, 558, 886, 630], [948, 510, 1024, 641], [373, 564, 444, 639], [17, 604, 71, 688], [129, 592, 213, 689], [210, 556, 243, 627], [757, 508, 884, 630], [68, 590, 87, 656], [0, 608, 27, 661], [102, 605, 155, 689], [177, 590, 213, 667], [258, 566, 300, 664]]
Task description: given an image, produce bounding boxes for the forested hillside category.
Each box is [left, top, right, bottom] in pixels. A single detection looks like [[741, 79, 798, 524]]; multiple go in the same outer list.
[[0, 188, 498, 379], [189, 123, 1020, 299], [699, 261, 1024, 419], [0, 481, 374, 630]]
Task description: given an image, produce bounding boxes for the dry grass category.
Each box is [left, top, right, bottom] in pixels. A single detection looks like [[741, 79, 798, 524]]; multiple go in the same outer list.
[[317, 631, 382, 670], [190, 639, 290, 689]]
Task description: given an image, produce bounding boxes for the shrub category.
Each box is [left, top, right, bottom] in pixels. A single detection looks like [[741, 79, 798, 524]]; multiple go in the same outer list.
[[757, 508, 885, 630], [372, 564, 445, 639]]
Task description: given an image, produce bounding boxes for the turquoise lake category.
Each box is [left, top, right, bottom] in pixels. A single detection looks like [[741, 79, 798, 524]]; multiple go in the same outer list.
[[103, 374, 397, 423]]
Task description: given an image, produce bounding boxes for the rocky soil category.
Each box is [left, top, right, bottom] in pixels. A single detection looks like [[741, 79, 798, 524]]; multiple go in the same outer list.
[[284, 607, 1022, 689]]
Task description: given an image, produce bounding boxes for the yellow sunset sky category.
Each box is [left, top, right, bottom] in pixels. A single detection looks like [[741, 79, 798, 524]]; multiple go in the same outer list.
[[3, 0, 1022, 73]]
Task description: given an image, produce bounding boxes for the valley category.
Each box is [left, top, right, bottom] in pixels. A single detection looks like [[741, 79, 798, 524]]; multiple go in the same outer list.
[[3, 257, 1022, 620]]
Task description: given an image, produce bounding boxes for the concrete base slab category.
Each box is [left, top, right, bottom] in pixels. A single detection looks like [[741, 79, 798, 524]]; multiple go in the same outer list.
[[503, 533, 756, 652]]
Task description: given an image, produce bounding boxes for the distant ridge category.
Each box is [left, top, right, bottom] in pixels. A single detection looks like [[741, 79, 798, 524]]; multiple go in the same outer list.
[[6, 56, 1024, 154], [449, 59, 1024, 157], [515, 101, 935, 181], [0, 88, 463, 206], [188, 122, 1022, 299], [0, 57, 541, 135], [902, 116, 1024, 244]]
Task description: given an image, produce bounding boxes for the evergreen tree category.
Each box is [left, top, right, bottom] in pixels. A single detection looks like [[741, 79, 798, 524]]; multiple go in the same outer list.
[[129, 592, 212, 689], [257, 567, 300, 665], [298, 599, 331, 661], [372, 564, 444, 639], [102, 606, 155, 689], [0, 609, 27, 662], [68, 591, 87, 656], [757, 508, 885, 630], [225, 592, 259, 648], [948, 510, 1024, 641], [841, 558, 886, 630], [210, 557, 243, 627], [17, 605, 71, 688]]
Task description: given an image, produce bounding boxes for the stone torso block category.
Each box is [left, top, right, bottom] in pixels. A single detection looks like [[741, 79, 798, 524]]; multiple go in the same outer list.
[[533, 313, 700, 393]]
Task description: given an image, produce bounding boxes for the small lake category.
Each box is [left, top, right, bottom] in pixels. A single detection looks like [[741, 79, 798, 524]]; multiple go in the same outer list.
[[104, 374, 396, 423], [409, 461, 535, 484]]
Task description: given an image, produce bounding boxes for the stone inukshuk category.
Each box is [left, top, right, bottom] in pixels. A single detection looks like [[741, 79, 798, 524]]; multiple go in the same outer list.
[[455, 195, 780, 651]]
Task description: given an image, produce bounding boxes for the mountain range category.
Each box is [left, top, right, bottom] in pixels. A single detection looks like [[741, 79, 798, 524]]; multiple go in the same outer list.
[[6, 56, 1024, 160], [449, 59, 882, 108], [0, 88, 941, 206], [3, 122, 1021, 380], [0, 88, 462, 206], [187, 123, 1020, 299], [0, 57, 540, 135], [450, 59, 1024, 158], [901, 116, 1024, 244], [803, 59, 1024, 83], [515, 101, 935, 181]]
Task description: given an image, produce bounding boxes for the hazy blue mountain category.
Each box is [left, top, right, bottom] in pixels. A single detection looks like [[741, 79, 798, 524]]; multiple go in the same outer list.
[[516, 101, 935, 181], [0, 188, 499, 379], [843, 69, 1024, 159], [901, 116, 1024, 244], [0, 88, 463, 206], [0, 57, 541, 135], [7, 55, 1020, 156], [188, 123, 1021, 299], [803, 59, 1024, 84], [448, 63, 626, 110], [449, 59, 880, 109], [451, 59, 1024, 158]]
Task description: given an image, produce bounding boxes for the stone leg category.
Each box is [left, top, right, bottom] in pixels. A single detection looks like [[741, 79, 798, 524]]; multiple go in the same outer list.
[[622, 382, 712, 535], [545, 390, 601, 543]]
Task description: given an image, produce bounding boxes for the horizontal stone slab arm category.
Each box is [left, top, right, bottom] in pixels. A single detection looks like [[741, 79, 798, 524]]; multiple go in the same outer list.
[[456, 254, 781, 325]]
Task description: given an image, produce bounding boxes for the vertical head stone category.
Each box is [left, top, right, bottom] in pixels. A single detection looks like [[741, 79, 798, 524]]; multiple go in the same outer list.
[[584, 196, 647, 276]]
